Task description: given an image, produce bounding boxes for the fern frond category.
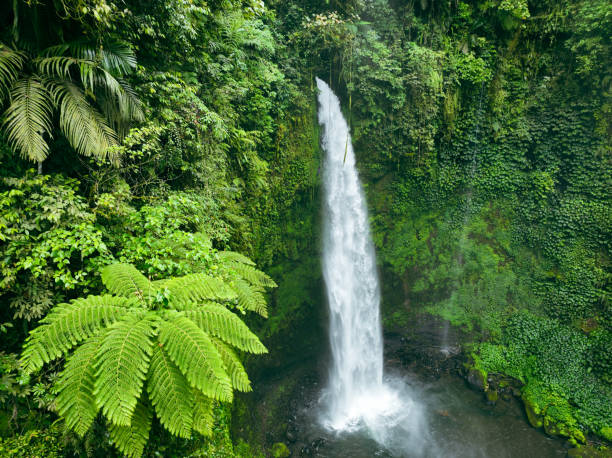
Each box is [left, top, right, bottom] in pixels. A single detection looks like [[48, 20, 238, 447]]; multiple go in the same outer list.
[[94, 313, 156, 426], [0, 45, 25, 101], [101, 263, 151, 302], [20, 295, 134, 374], [212, 338, 251, 392], [56, 335, 104, 436], [216, 250, 255, 266], [225, 261, 277, 288], [232, 279, 268, 317], [50, 80, 118, 161], [192, 390, 214, 437], [158, 314, 233, 402], [184, 303, 268, 354], [2, 77, 53, 162], [147, 345, 194, 438], [108, 398, 153, 458], [165, 273, 236, 308]]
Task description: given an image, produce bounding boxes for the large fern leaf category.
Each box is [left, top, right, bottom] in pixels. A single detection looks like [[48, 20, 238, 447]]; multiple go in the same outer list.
[[212, 338, 251, 392], [232, 279, 268, 317], [224, 261, 277, 288], [158, 314, 233, 402], [56, 335, 104, 436], [108, 398, 153, 458], [216, 250, 255, 266], [20, 295, 134, 374], [94, 313, 156, 426], [165, 273, 236, 308], [147, 345, 194, 438], [101, 263, 152, 302], [2, 77, 53, 162], [184, 303, 267, 354], [192, 390, 214, 437]]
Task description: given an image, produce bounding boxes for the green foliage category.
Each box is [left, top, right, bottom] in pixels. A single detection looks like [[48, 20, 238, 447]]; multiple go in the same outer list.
[[0, 172, 111, 321], [20, 261, 274, 457], [0, 39, 141, 163]]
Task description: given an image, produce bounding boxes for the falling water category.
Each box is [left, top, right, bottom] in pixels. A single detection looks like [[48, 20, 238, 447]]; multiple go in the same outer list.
[[316, 77, 428, 455]]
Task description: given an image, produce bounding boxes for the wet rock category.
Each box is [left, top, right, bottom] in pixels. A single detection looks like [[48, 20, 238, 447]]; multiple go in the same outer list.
[[270, 442, 291, 458], [467, 368, 488, 391], [567, 444, 610, 457], [486, 389, 499, 406]]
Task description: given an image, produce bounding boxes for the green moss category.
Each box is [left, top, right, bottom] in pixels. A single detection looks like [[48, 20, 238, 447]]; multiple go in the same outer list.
[[270, 442, 291, 458]]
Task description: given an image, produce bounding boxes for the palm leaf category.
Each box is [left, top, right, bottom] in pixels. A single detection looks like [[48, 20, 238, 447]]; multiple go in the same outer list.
[[50, 80, 118, 161], [56, 335, 104, 436], [20, 295, 135, 374], [147, 345, 194, 438], [94, 313, 156, 426], [158, 313, 233, 402], [108, 398, 153, 458], [0, 44, 25, 101], [184, 303, 268, 354], [2, 77, 53, 162]]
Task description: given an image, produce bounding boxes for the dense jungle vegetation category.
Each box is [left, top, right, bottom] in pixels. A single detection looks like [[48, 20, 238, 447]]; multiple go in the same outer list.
[[0, 0, 610, 456]]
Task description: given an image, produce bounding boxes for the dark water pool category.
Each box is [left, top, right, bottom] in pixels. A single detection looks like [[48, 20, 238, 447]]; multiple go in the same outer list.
[[291, 370, 567, 458]]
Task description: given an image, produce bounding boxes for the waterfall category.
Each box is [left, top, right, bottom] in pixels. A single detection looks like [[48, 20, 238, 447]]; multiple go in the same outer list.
[[317, 77, 384, 429], [316, 78, 428, 454]]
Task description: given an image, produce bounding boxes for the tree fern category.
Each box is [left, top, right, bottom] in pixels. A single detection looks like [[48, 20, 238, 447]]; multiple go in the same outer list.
[[158, 314, 233, 402], [192, 389, 214, 437], [101, 263, 152, 302], [165, 273, 236, 307], [185, 303, 268, 354], [232, 279, 268, 317], [216, 250, 256, 266], [56, 335, 104, 436], [224, 260, 277, 288], [147, 345, 194, 438], [20, 295, 135, 374], [212, 338, 252, 392], [20, 260, 274, 457], [94, 314, 156, 426], [109, 399, 153, 458]]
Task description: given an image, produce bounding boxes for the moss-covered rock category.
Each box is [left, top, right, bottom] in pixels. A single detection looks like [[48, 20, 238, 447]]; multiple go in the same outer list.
[[270, 442, 291, 458], [467, 367, 488, 391], [523, 395, 544, 429]]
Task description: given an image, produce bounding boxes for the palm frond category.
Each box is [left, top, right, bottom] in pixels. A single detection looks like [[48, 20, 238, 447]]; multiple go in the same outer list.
[[184, 303, 267, 354], [42, 40, 136, 76], [2, 77, 53, 162], [94, 314, 156, 426], [108, 398, 153, 458], [50, 80, 118, 161], [147, 345, 194, 438], [56, 335, 104, 436], [158, 313, 233, 402], [20, 295, 134, 374], [0, 45, 25, 101]]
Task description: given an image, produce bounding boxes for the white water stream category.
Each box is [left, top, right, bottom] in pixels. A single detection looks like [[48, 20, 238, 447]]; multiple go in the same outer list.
[[317, 77, 427, 454]]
